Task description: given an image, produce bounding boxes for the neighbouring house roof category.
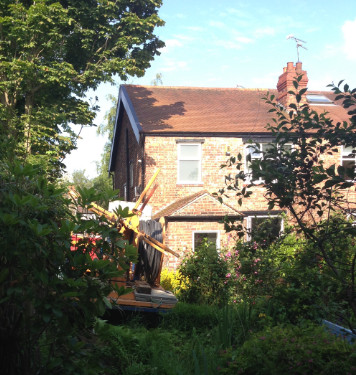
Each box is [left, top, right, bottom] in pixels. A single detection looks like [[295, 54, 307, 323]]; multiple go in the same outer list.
[[122, 85, 350, 134], [109, 83, 351, 172], [152, 190, 242, 219]]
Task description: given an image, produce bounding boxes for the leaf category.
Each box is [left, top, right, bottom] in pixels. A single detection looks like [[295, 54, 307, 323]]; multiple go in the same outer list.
[[299, 88, 307, 95]]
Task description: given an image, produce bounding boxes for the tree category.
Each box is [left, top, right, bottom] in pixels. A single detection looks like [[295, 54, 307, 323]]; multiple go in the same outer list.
[[217, 78, 356, 323], [0, 0, 164, 176], [0, 161, 137, 374]]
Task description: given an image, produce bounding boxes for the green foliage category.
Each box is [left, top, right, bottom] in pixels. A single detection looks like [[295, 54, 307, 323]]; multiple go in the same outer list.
[[218, 324, 356, 375], [94, 318, 212, 375], [218, 79, 356, 322], [0, 0, 164, 177], [160, 268, 188, 297], [178, 241, 230, 306], [0, 161, 136, 374], [224, 232, 355, 324], [161, 302, 220, 332]]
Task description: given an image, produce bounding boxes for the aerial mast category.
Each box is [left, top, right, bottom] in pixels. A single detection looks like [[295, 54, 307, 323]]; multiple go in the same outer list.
[[286, 34, 307, 62]]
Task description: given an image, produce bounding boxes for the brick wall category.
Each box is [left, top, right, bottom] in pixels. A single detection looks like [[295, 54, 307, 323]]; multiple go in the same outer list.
[[112, 111, 144, 201], [113, 128, 355, 269], [144, 135, 272, 213], [162, 220, 236, 270]]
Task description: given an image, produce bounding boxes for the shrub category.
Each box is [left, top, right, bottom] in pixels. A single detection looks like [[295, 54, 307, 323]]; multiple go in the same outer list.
[[160, 268, 188, 298], [224, 233, 348, 323], [161, 302, 219, 332], [178, 240, 230, 306], [218, 324, 356, 375], [0, 161, 136, 374]]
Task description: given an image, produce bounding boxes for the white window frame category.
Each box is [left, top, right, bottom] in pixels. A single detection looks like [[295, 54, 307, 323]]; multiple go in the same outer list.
[[246, 215, 284, 242], [192, 230, 220, 251], [177, 143, 202, 184], [347, 212, 356, 227], [340, 145, 356, 181], [244, 142, 293, 184]]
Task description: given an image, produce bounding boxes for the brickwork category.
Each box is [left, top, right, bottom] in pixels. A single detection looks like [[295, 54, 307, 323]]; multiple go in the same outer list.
[[144, 136, 260, 212], [277, 62, 308, 108], [113, 111, 144, 201], [174, 193, 238, 216], [162, 220, 236, 270]]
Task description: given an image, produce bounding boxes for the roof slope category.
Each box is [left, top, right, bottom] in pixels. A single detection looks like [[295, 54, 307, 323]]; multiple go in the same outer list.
[[123, 85, 350, 134], [153, 190, 241, 219]]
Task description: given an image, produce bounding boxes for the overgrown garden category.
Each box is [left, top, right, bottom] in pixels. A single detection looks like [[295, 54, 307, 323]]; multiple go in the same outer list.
[[1, 1, 356, 374]]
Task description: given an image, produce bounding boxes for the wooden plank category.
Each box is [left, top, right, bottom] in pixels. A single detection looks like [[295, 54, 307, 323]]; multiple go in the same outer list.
[[134, 168, 160, 210]]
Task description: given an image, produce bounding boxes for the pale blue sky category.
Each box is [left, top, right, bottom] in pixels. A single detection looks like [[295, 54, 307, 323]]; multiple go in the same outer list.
[[64, 0, 356, 178]]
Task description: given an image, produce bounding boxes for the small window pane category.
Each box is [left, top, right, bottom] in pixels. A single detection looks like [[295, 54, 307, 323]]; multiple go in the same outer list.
[[179, 160, 199, 182], [342, 160, 355, 179], [343, 146, 355, 156], [281, 144, 292, 153], [194, 232, 217, 249], [261, 143, 273, 153], [250, 216, 281, 243], [180, 144, 199, 159]]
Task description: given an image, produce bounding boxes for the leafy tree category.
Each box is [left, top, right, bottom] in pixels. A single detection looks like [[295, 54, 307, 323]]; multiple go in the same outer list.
[[0, 161, 137, 374], [218, 78, 356, 322], [71, 168, 93, 189], [0, 0, 164, 176]]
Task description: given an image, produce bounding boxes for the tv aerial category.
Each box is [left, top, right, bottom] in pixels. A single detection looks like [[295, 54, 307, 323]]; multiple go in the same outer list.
[[286, 34, 307, 62]]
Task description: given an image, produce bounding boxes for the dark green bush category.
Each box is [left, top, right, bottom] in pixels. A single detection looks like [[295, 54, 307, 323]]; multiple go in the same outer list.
[[0, 161, 136, 374], [178, 240, 230, 306], [218, 324, 356, 375], [161, 302, 219, 332]]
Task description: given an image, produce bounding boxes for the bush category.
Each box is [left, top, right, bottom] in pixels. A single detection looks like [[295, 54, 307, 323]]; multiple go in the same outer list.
[[218, 324, 356, 375], [0, 161, 136, 374], [160, 268, 188, 298], [161, 302, 219, 332], [224, 233, 349, 323], [178, 240, 230, 306]]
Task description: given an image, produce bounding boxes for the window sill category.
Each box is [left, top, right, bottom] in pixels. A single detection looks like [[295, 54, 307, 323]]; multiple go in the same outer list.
[[177, 182, 204, 186]]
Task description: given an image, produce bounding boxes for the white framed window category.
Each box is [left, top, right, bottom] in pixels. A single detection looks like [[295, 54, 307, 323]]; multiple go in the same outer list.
[[192, 231, 220, 251], [177, 143, 202, 184], [347, 211, 356, 227], [245, 142, 293, 183], [246, 215, 283, 242], [245, 143, 272, 183], [341, 146, 356, 181]]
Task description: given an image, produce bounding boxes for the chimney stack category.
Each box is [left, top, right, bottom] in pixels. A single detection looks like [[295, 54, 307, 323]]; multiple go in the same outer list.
[[277, 62, 308, 108]]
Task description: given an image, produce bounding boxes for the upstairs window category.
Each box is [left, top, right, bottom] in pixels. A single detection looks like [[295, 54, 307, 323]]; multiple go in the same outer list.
[[245, 143, 272, 183], [245, 142, 293, 183], [177, 143, 202, 184], [341, 146, 356, 180]]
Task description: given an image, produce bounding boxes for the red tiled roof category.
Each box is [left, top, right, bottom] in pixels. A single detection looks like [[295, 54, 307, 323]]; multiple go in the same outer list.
[[152, 190, 241, 219], [124, 85, 351, 134]]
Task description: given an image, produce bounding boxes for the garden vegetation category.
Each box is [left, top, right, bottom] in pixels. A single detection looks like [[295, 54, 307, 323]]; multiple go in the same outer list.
[[1, 1, 356, 372]]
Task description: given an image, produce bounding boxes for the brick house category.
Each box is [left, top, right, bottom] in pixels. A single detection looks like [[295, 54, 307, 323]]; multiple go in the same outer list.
[[108, 62, 353, 269]]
